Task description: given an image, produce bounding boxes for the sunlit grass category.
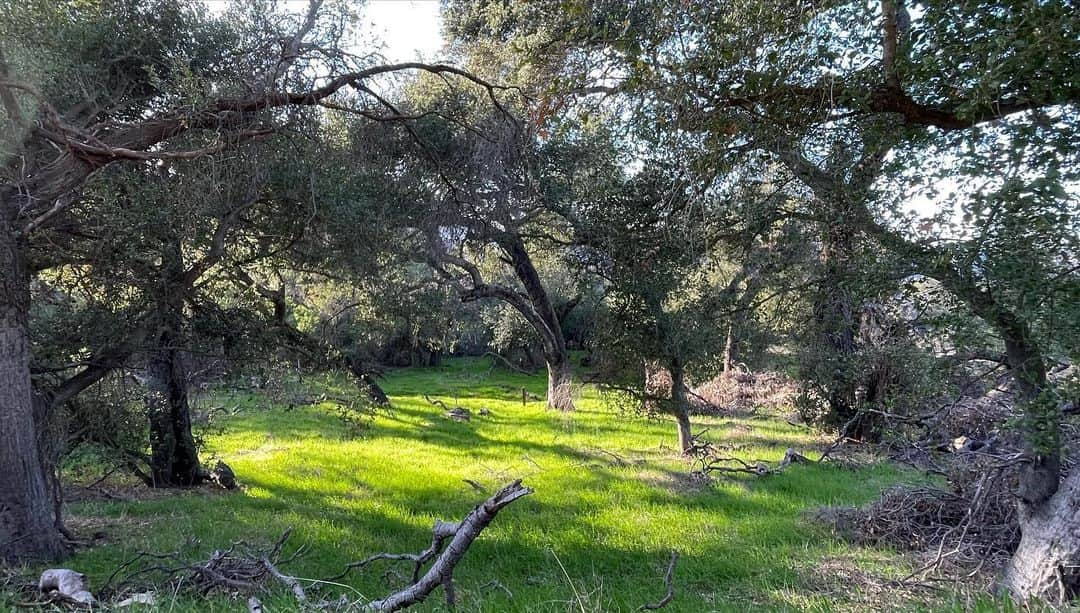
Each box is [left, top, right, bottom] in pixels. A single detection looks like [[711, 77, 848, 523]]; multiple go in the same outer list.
[[53, 358, 932, 611]]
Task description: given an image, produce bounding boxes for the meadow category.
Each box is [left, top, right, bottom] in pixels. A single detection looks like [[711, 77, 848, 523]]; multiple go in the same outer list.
[[49, 359, 937, 611]]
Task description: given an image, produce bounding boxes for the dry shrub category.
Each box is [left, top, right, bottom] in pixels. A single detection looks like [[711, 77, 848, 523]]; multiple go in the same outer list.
[[691, 371, 799, 415]]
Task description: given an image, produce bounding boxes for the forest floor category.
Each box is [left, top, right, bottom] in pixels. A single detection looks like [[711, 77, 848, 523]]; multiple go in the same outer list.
[[25, 358, 1002, 611]]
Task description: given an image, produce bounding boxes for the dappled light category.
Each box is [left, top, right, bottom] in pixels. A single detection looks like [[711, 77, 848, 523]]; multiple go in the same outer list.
[[1, 0, 1076, 610]]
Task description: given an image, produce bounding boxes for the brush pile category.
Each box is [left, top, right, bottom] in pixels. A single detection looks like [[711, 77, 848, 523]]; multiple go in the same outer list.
[[691, 371, 799, 415]]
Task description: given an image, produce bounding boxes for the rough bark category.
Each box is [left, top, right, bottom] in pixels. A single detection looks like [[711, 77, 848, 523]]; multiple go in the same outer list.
[[146, 237, 204, 487], [546, 355, 575, 411], [0, 221, 67, 561], [1001, 466, 1080, 603]]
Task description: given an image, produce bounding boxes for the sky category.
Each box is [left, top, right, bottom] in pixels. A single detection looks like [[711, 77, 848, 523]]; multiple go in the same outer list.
[[354, 1, 443, 62], [201, 0, 445, 63]]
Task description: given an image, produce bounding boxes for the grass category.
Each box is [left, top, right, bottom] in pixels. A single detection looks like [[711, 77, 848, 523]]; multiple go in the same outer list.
[[43, 358, 935, 611]]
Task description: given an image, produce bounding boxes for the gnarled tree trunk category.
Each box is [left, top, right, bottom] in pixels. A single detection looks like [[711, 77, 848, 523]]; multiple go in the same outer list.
[[504, 237, 575, 411], [1002, 465, 1080, 602], [643, 360, 692, 454], [851, 191, 1067, 603], [145, 346, 203, 487], [146, 236, 203, 487], [0, 222, 67, 561]]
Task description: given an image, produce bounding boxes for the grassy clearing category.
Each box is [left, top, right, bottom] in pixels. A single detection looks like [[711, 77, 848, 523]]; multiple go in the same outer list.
[[45, 358, 938, 611]]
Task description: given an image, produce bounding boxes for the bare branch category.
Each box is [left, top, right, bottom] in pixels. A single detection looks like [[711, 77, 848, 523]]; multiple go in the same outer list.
[[639, 551, 679, 610]]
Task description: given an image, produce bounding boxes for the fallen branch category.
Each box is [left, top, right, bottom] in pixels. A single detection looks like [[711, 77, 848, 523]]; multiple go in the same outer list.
[[694, 440, 812, 477], [98, 483, 531, 611], [260, 557, 306, 603], [639, 551, 679, 610], [358, 480, 533, 612]]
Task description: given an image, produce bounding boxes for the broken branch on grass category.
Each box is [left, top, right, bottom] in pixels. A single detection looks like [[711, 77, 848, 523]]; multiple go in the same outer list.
[[692, 431, 812, 477], [260, 557, 307, 603], [639, 551, 679, 610], [361, 480, 532, 612], [322, 481, 532, 611], [98, 482, 532, 611]]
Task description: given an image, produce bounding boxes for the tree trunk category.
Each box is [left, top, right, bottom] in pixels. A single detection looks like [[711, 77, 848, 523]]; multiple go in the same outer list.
[[0, 221, 67, 561], [546, 355, 575, 411], [722, 325, 736, 376], [670, 365, 693, 455], [996, 323, 1072, 603], [146, 237, 203, 488], [504, 236, 575, 411], [852, 199, 1066, 601], [812, 206, 872, 440], [1001, 465, 1080, 603]]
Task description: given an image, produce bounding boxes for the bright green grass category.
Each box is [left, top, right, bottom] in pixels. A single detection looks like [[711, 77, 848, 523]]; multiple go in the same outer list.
[[50, 358, 932, 611]]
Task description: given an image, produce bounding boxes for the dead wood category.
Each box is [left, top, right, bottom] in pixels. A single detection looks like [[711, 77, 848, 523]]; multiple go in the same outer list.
[[424, 394, 472, 421], [639, 551, 679, 610], [445, 408, 471, 422], [690, 431, 813, 477], [94, 483, 531, 611], [260, 556, 306, 603], [321, 481, 533, 608], [38, 569, 95, 606]]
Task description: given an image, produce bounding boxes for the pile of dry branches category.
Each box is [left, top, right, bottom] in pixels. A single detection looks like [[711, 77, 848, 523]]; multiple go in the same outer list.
[[691, 371, 799, 415], [98, 528, 309, 602], [834, 454, 1020, 578]]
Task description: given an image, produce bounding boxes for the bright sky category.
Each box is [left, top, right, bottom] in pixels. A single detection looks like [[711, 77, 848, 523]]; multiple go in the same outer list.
[[202, 0, 444, 63], [356, 1, 443, 62]]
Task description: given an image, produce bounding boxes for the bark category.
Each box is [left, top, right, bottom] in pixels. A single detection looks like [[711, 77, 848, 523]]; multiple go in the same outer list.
[[0, 220, 67, 561], [1001, 466, 1080, 603], [504, 236, 574, 411], [670, 365, 693, 455], [643, 361, 692, 454], [772, 90, 1069, 603], [145, 347, 203, 487], [546, 355, 575, 412], [844, 183, 1065, 601], [146, 237, 204, 487], [446, 233, 574, 410], [722, 325, 736, 376]]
